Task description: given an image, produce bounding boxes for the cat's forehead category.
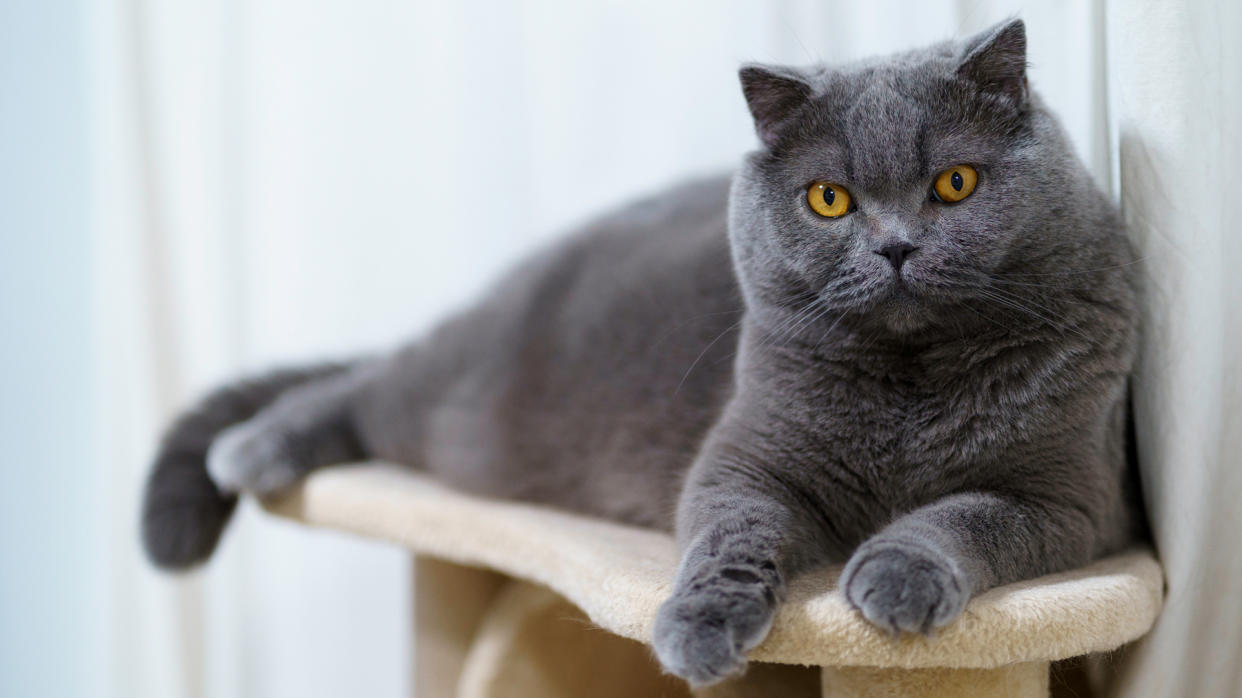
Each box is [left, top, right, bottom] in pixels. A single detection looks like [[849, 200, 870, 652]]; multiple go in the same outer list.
[[791, 52, 1010, 192], [839, 79, 926, 189], [816, 48, 959, 122]]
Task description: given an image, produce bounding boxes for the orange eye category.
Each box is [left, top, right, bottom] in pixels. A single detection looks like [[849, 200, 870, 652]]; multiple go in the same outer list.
[[807, 181, 852, 218], [932, 165, 978, 203]]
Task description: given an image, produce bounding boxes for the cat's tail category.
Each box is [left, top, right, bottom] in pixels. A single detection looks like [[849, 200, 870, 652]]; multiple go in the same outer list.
[[140, 363, 352, 570]]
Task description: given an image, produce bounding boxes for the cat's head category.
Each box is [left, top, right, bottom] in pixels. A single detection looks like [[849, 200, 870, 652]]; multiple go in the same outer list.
[[729, 19, 1113, 337]]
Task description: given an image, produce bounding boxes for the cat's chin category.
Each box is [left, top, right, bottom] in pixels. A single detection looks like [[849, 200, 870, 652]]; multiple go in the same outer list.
[[877, 305, 933, 334], [870, 283, 934, 334]]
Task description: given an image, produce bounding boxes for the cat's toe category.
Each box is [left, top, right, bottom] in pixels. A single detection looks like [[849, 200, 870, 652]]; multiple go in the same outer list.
[[652, 574, 776, 687], [206, 420, 300, 496], [652, 610, 748, 686], [842, 544, 969, 636]]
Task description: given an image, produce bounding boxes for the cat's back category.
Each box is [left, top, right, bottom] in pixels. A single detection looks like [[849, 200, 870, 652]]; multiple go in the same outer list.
[[381, 174, 743, 527]]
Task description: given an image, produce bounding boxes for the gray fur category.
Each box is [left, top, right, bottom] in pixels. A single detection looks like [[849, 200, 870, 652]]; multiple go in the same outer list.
[[141, 19, 1143, 688]]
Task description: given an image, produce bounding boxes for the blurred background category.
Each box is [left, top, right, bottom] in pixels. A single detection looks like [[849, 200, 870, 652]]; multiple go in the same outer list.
[[1, 1, 1237, 697]]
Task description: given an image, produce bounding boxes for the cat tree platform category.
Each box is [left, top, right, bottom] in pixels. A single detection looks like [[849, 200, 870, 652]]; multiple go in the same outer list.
[[263, 463, 1163, 698]]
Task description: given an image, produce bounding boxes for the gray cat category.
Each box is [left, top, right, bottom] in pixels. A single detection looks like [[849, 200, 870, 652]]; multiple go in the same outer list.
[[141, 19, 1144, 687]]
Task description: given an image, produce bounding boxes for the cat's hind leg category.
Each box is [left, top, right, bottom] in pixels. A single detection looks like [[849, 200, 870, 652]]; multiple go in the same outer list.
[[207, 367, 371, 496]]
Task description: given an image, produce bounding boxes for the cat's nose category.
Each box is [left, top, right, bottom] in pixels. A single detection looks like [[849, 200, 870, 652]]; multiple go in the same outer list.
[[874, 241, 918, 271]]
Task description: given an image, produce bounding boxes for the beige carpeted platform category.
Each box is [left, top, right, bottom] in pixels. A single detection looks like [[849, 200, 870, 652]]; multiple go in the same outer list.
[[263, 462, 1163, 696]]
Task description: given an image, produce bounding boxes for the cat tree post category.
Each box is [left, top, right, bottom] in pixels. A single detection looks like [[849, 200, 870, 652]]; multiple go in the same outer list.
[[264, 463, 1163, 698], [411, 558, 506, 698], [820, 663, 1048, 698]]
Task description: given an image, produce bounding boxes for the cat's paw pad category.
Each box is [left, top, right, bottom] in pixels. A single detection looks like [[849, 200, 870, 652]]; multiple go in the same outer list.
[[842, 544, 968, 636], [652, 567, 777, 686], [206, 419, 300, 496]]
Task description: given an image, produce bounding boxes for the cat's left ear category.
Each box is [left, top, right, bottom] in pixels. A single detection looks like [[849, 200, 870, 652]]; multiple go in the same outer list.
[[739, 64, 813, 148], [957, 18, 1028, 106]]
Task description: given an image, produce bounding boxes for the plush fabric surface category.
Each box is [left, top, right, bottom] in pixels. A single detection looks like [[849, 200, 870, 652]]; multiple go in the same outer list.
[[263, 462, 1162, 669]]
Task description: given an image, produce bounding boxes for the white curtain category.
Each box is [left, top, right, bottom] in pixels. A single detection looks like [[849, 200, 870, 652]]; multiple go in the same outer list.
[[1106, 1, 1242, 695], [26, 0, 1229, 696]]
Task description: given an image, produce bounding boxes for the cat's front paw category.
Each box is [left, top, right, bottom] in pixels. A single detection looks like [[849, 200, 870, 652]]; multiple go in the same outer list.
[[652, 567, 778, 686], [206, 419, 301, 496], [841, 542, 969, 636]]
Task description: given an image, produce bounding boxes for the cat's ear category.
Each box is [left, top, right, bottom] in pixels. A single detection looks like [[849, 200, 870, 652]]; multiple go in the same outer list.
[[739, 64, 813, 148], [957, 18, 1028, 106]]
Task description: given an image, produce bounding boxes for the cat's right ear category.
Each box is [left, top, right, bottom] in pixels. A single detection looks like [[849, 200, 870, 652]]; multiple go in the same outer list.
[[739, 65, 813, 148], [957, 19, 1028, 106]]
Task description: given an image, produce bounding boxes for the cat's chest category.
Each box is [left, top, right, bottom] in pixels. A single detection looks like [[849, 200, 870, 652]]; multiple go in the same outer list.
[[798, 363, 1022, 495]]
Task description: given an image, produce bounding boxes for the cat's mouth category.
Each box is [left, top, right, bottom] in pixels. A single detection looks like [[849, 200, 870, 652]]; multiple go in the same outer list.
[[890, 276, 916, 296], [871, 264, 919, 299]]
